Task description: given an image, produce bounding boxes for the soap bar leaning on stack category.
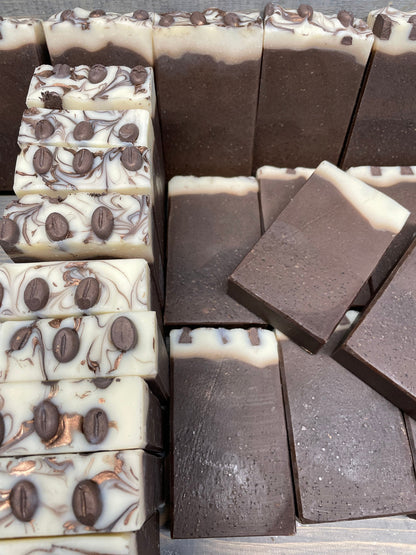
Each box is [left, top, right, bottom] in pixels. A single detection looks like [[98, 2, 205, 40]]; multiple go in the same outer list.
[[43, 7, 154, 67], [229, 161, 410, 353], [170, 327, 295, 538], [0, 449, 162, 538]]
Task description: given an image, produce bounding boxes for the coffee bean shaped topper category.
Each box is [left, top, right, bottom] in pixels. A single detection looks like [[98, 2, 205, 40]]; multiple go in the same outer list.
[[75, 277, 100, 310], [130, 65, 148, 86], [133, 9, 149, 20], [35, 119, 54, 140], [110, 316, 138, 351], [88, 64, 107, 84], [53, 327, 80, 363], [118, 123, 139, 143], [73, 149, 94, 175], [82, 408, 109, 444], [33, 147, 53, 174], [121, 146, 143, 171], [297, 4, 314, 20], [190, 11, 207, 25], [9, 326, 32, 351], [53, 63, 71, 78], [89, 9, 106, 17], [33, 399, 60, 441], [0, 413, 5, 446], [73, 121, 94, 141], [91, 206, 114, 240], [0, 218, 19, 248], [223, 12, 240, 26], [159, 14, 174, 27], [45, 213, 69, 242], [72, 480, 103, 526], [24, 278, 50, 311], [10, 480, 39, 522]]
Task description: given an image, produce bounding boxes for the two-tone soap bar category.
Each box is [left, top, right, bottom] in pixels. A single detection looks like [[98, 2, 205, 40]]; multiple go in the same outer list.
[[0, 312, 169, 400], [0, 449, 162, 537], [0, 376, 162, 456]]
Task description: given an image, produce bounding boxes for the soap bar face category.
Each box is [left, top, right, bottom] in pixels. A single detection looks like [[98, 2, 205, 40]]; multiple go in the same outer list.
[[43, 7, 154, 67], [14, 145, 153, 198], [334, 240, 416, 418], [229, 161, 410, 352], [170, 327, 295, 538], [19, 108, 154, 149], [0, 311, 169, 401], [0, 375, 162, 456], [153, 9, 263, 177], [279, 314, 416, 523], [347, 165, 416, 291], [342, 7, 416, 167], [164, 176, 263, 326], [0, 449, 162, 537], [26, 65, 155, 115], [253, 4, 373, 170]]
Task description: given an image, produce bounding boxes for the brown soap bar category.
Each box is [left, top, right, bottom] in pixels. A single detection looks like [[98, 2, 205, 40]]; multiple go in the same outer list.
[[279, 313, 416, 523], [229, 161, 410, 353], [342, 8, 416, 167], [334, 240, 416, 418], [348, 166, 416, 292], [253, 5, 373, 170], [170, 327, 295, 538], [164, 176, 264, 326]]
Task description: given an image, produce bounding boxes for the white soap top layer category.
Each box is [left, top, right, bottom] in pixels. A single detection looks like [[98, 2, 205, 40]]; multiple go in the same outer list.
[[26, 65, 155, 116], [43, 7, 154, 64], [256, 165, 314, 181], [315, 161, 410, 234], [153, 9, 263, 64], [169, 175, 258, 196], [347, 166, 416, 187], [0, 18, 45, 50], [19, 108, 154, 149], [170, 327, 278, 367], [368, 6, 416, 54], [0, 259, 151, 320], [264, 4, 373, 64]]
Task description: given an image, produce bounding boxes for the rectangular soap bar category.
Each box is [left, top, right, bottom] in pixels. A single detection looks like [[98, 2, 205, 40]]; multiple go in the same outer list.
[[0, 375, 162, 456], [0, 259, 158, 320], [0, 449, 162, 538], [229, 161, 410, 352], [18, 108, 154, 149], [253, 5, 373, 170], [170, 327, 295, 538], [347, 165, 416, 291], [256, 166, 313, 232], [26, 64, 155, 116], [342, 7, 416, 167], [279, 313, 416, 523], [153, 9, 263, 178], [43, 7, 154, 67], [0, 312, 169, 401], [165, 176, 263, 326], [334, 240, 416, 417]]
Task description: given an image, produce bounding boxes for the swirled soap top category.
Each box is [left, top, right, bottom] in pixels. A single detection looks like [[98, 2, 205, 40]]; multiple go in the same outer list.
[[368, 6, 416, 54]]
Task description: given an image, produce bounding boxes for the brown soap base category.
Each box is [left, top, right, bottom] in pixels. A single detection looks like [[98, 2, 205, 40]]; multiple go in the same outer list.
[[334, 240, 416, 418], [136, 512, 160, 554], [50, 45, 150, 68], [155, 53, 260, 178], [171, 333, 295, 538], [280, 321, 416, 523]]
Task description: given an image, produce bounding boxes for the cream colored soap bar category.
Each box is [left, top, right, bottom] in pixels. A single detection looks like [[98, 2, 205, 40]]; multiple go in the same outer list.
[[0, 449, 162, 538], [0, 376, 162, 456], [0, 311, 169, 400]]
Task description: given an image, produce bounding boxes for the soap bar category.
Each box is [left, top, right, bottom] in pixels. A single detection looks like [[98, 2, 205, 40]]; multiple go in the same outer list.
[[0, 449, 162, 538], [0, 312, 169, 401], [170, 327, 295, 538], [165, 176, 263, 326], [0, 376, 162, 456], [334, 240, 416, 417], [26, 64, 155, 116], [256, 166, 313, 232], [0, 17, 46, 191], [342, 7, 416, 167], [43, 7, 154, 67], [279, 313, 416, 523], [0, 259, 158, 320], [347, 165, 416, 291], [254, 5, 373, 170], [153, 9, 263, 177], [229, 161, 410, 352], [19, 108, 154, 149]]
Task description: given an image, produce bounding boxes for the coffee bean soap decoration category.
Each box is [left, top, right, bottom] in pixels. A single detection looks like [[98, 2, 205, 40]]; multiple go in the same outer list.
[[0, 450, 162, 537], [0, 376, 162, 456], [0, 312, 168, 401]]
